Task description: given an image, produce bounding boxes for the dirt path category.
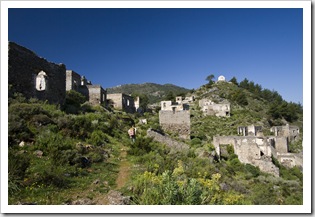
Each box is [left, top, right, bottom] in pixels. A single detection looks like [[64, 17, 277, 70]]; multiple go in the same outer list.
[[115, 147, 131, 190], [93, 146, 131, 205]]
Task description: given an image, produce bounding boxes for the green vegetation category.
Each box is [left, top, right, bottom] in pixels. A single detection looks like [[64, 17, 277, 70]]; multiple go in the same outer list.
[[107, 82, 191, 104], [8, 76, 303, 205]]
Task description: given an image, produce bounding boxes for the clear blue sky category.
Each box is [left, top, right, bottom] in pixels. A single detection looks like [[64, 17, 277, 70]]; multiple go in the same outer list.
[[8, 8, 303, 104]]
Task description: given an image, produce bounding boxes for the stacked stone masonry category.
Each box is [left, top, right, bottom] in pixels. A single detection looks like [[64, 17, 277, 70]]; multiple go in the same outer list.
[[199, 98, 230, 117], [147, 129, 189, 153], [107, 93, 136, 113], [9, 42, 66, 104]]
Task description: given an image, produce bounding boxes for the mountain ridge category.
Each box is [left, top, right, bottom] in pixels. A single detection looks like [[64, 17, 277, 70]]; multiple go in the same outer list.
[[107, 82, 192, 104]]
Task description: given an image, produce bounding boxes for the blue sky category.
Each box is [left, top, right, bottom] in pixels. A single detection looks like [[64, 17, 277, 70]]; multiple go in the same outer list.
[[8, 8, 303, 104]]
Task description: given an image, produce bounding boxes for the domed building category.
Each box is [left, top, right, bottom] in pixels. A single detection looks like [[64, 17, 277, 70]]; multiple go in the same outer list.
[[218, 75, 226, 82]]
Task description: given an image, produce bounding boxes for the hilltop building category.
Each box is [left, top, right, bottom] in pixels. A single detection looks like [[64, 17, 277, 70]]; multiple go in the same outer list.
[[217, 75, 226, 82]]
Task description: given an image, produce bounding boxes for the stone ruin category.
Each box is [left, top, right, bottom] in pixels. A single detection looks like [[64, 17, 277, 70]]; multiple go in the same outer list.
[[238, 125, 263, 136], [199, 98, 230, 117], [147, 128, 189, 154], [159, 97, 190, 139], [213, 124, 302, 176], [270, 124, 300, 143], [8, 41, 140, 113], [107, 93, 138, 113], [8, 41, 66, 104], [66, 70, 107, 106]]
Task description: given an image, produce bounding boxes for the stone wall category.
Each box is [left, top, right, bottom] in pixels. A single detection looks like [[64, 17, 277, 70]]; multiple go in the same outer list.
[[213, 136, 280, 176], [8, 42, 66, 104], [199, 99, 230, 117], [159, 110, 190, 139], [86, 85, 107, 105], [270, 124, 300, 142], [66, 70, 81, 92], [147, 129, 189, 153], [107, 93, 135, 113]]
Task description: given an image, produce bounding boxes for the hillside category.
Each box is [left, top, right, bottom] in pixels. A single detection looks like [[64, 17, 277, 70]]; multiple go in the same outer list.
[[190, 80, 303, 144], [8, 78, 303, 206], [107, 83, 191, 104]]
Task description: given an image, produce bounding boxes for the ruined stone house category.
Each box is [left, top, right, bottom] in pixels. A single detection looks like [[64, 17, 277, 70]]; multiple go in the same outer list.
[[134, 96, 140, 112], [175, 95, 195, 105], [199, 98, 230, 117], [8, 42, 66, 104], [159, 98, 190, 139], [238, 125, 263, 136], [66, 70, 107, 106], [213, 125, 302, 176], [270, 124, 300, 142], [107, 93, 136, 113]]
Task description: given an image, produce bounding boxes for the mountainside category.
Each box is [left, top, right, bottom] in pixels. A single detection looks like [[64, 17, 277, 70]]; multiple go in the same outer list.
[[107, 83, 191, 104]]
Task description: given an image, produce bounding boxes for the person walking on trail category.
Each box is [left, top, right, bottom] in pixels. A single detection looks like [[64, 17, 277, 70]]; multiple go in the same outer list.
[[128, 126, 136, 142]]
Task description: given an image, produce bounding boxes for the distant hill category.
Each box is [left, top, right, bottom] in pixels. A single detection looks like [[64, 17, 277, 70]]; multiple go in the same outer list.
[[107, 83, 192, 104]]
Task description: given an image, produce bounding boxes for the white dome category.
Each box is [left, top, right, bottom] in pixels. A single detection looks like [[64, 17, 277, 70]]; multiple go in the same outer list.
[[218, 75, 225, 81]]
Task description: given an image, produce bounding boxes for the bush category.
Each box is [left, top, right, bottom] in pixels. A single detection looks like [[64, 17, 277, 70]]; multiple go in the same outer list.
[[86, 130, 108, 146], [245, 164, 260, 177], [63, 90, 87, 114], [8, 149, 31, 181], [127, 137, 155, 156], [190, 138, 202, 148]]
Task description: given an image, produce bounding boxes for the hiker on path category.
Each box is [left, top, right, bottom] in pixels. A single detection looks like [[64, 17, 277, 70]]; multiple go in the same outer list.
[[128, 126, 137, 142]]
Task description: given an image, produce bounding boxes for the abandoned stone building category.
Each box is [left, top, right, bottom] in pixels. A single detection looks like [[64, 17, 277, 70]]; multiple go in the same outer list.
[[134, 96, 140, 112], [175, 96, 195, 105], [8, 41, 66, 104], [159, 98, 190, 139], [270, 124, 300, 142], [107, 93, 137, 113], [199, 98, 230, 117], [238, 125, 263, 136], [66, 70, 107, 106], [160, 99, 190, 112], [213, 125, 302, 176]]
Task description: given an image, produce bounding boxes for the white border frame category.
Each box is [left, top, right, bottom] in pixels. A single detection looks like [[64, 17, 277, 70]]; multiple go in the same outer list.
[[1, 0, 311, 214]]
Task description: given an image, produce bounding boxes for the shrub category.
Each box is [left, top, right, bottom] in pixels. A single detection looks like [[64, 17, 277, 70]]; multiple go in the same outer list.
[[63, 90, 87, 114], [190, 138, 202, 148], [127, 137, 155, 156], [245, 164, 260, 177], [8, 149, 31, 181], [86, 130, 108, 146]]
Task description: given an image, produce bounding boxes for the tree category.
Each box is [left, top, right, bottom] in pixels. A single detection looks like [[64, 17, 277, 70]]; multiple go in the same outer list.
[[206, 74, 215, 84], [164, 91, 175, 101], [239, 78, 249, 89], [229, 77, 238, 86], [231, 89, 248, 106]]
